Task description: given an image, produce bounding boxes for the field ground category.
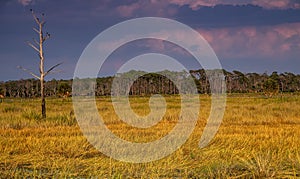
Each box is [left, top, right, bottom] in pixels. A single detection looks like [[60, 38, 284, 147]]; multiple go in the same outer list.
[[1, 94, 300, 178]]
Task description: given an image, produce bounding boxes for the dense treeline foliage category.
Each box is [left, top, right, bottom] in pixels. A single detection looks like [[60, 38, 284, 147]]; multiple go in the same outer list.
[[191, 69, 300, 95], [0, 79, 72, 98], [1, 69, 300, 98]]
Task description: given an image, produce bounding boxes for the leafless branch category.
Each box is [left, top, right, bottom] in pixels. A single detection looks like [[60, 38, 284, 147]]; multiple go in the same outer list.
[[43, 32, 50, 41], [33, 38, 39, 46], [33, 27, 39, 34], [45, 62, 63, 76], [27, 41, 39, 52], [41, 13, 45, 24], [31, 9, 40, 25], [17, 66, 40, 80], [45, 69, 63, 75]]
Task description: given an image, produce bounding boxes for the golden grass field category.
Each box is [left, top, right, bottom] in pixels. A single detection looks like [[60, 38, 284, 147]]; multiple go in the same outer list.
[[1, 94, 300, 178]]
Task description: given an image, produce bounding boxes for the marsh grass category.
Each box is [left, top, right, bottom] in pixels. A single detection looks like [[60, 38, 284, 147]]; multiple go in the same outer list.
[[0, 94, 300, 178]]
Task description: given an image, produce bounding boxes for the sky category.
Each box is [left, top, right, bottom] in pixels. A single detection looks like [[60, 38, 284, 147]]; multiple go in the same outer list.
[[0, 0, 300, 81]]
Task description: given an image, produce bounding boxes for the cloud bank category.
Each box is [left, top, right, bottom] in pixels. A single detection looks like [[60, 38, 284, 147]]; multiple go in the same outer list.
[[18, 0, 33, 6], [168, 0, 300, 10], [198, 23, 300, 59]]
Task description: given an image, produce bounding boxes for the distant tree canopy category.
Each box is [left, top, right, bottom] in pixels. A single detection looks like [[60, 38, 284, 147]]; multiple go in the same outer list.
[[1, 69, 300, 98], [57, 82, 72, 96]]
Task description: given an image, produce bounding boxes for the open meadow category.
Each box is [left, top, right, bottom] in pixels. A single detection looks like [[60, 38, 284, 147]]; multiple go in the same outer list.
[[1, 94, 300, 178]]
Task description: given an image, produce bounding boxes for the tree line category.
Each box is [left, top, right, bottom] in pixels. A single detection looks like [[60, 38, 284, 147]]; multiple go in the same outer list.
[[1, 69, 300, 98], [0, 79, 71, 98], [191, 69, 300, 95]]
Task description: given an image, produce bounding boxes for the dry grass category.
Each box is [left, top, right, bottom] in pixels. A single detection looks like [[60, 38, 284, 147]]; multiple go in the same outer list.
[[0, 94, 300, 178]]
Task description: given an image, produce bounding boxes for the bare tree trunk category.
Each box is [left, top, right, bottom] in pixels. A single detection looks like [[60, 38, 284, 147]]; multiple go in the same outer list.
[[38, 21, 46, 118], [41, 77, 46, 118]]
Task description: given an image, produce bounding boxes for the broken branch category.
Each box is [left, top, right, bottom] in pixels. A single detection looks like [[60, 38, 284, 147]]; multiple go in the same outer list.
[[17, 66, 40, 80], [44, 62, 63, 76], [27, 41, 39, 52]]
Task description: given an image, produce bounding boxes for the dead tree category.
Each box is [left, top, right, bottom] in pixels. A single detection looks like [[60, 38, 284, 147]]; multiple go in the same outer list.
[[18, 10, 62, 118]]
